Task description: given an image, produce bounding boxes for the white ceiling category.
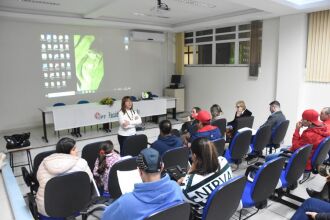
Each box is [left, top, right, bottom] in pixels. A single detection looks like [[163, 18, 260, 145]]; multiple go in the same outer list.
[[0, 0, 329, 32]]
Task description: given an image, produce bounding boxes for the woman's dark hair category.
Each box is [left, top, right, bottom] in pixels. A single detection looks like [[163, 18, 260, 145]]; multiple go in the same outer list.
[[190, 138, 219, 175], [56, 137, 76, 154], [97, 141, 114, 175], [192, 107, 201, 113], [121, 96, 133, 114]]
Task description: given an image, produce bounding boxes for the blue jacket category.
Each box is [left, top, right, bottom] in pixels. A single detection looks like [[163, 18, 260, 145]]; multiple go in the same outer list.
[[151, 135, 183, 156], [190, 125, 222, 142], [101, 174, 184, 220]]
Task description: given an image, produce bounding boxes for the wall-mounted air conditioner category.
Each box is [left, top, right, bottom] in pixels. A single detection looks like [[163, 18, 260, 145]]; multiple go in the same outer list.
[[130, 30, 165, 42]]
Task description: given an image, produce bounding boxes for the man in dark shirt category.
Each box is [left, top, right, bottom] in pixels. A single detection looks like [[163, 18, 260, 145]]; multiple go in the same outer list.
[[151, 120, 183, 156], [261, 100, 286, 133]]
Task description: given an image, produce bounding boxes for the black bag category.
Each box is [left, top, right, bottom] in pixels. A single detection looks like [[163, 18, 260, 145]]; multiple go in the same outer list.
[[4, 132, 31, 150]]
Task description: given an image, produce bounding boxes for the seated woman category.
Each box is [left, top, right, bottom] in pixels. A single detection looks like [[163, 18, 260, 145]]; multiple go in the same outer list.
[[227, 100, 252, 139], [179, 138, 233, 219], [93, 141, 121, 196], [36, 137, 93, 218]]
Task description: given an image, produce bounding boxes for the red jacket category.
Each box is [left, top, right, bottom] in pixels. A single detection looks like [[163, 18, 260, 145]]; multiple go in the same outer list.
[[290, 126, 330, 170]]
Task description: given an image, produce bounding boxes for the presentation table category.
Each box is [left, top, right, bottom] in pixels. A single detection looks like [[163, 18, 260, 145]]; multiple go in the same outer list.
[[39, 97, 176, 142]]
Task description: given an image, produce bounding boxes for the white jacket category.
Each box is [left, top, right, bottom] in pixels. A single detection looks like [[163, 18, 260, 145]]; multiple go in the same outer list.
[[36, 153, 93, 216], [118, 109, 142, 136]]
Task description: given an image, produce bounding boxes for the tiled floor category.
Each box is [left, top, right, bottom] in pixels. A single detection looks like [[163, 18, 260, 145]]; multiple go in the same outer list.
[[1, 119, 327, 220]]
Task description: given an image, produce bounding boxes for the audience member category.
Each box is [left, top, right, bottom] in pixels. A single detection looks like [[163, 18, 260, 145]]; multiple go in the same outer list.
[[246, 100, 286, 160], [179, 138, 232, 219], [93, 141, 121, 195], [102, 148, 183, 220], [181, 107, 201, 134], [117, 96, 142, 155], [190, 110, 222, 142], [266, 109, 330, 171], [320, 107, 330, 128], [151, 120, 183, 156], [261, 100, 286, 132], [227, 100, 252, 139], [36, 137, 93, 217], [291, 198, 330, 220], [210, 104, 223, 123]]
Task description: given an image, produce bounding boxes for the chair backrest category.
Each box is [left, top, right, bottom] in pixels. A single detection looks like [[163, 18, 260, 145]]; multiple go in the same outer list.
[[33, 150, 56, 176], [81, 140, 112, 172], [284, 144, 313, 185], [252, 125, 272, 153], [211, 118, 227, 138], [311, 136, 330, 170], [77, 100, 89, 104], [53, 102, 65, 107], [202, 176, 246, 220], [144, 202, 191, 220], [229, 130, 252, 161], [44, 171, 92, 217], [213, 138, 225, 156], [108, 157, 137, 199], [271, 120, 290, 145], [236, 116, 254, 131], [251, 157, 286, 203], [162, 147, 189, 170], [122, 134, 148, 157]]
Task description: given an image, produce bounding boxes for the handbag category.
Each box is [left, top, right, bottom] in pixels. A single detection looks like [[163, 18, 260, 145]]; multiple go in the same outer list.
[[4, 132, 31, 150]]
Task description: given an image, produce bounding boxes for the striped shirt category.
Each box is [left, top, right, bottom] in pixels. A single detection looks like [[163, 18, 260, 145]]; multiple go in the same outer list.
[[181, 157, 233, 219]]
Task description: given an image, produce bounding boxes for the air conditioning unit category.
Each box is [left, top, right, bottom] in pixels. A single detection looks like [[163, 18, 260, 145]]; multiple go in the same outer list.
[[130, 30, 165, 43]]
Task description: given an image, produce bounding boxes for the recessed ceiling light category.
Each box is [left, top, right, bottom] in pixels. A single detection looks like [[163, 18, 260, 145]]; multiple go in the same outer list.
[[285, 0, 324, 6]]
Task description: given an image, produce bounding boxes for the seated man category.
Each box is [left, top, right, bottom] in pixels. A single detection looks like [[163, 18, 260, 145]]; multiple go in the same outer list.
[[266, 109, 330, 171], [291, 198, 330, 220], [101, 148, 183, 220], [151, 120, 183, 156], [261, 100, 286, 133], [190, 110, 222, 142], [320, 107, 330, 129], [246, 100, 286, 160]]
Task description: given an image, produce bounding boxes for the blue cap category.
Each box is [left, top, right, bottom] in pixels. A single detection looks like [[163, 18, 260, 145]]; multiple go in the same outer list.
[[136, 148, 161, 173]]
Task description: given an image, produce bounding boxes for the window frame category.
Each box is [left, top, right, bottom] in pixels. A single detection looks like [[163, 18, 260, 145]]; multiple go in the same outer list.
[[184, 23, 256, 67]]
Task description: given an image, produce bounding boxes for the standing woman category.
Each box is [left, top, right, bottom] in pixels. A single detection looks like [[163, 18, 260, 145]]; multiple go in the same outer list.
[[118, 96, 142, 155]]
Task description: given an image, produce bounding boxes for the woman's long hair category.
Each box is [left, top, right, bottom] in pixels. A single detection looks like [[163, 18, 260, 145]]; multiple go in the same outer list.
[[97, 141, 114, 175], [121, 96, 133, 114], [190, 138, 219, 175]]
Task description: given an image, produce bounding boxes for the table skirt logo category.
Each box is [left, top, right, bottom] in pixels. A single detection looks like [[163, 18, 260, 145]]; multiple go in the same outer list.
[[94, 112, 106, 120]]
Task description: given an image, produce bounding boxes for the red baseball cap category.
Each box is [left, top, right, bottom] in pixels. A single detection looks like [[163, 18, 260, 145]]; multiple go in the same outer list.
[[302, 109, 322, 126], [194, 110, 211, 123]]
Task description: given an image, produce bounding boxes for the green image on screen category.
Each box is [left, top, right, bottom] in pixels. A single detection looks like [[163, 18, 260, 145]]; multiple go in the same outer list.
[[74, 35, 104, 91]]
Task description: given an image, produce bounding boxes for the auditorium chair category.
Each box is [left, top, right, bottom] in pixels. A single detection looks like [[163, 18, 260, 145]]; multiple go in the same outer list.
[[224, 130, 252, 170], [299, 136, 330, 183], [162, 147, 189, 170], [246, 125, 272, 164], [213, 138, 225, 156], [240, 157, 286, 220], [22, 150, 56, 194], [121, 134, 148, 157], [144, 202, 191, 220], [266, 120, 290, 154], [271, 144, 312, 209], [211, 118, 227, 139], [202, 176, 246, 220]]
